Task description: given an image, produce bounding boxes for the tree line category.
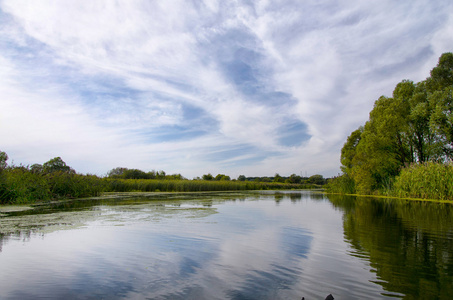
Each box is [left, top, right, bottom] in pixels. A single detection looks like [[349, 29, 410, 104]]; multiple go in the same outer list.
[[104, 167, 327, 184], [327, 52, 453, 199]]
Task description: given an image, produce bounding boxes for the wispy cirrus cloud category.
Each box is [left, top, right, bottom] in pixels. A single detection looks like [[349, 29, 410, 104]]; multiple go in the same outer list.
[[0, 0, 452, 177]]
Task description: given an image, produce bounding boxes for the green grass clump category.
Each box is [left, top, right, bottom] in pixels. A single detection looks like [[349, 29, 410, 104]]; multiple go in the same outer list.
[[392, 162, 453, 200]]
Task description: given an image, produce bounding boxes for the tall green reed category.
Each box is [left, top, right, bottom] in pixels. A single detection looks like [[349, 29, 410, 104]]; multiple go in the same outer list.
[[392, 162, 453, 200], [104, 179, 317, 193], [0, 167, 105, 204]]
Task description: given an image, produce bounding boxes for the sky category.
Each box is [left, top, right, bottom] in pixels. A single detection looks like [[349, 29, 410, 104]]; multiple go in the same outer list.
[[1, 0, 452, 179]]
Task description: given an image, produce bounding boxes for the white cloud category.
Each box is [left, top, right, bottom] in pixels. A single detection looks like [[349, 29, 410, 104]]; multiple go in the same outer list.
[[1, 0, 452, 177]]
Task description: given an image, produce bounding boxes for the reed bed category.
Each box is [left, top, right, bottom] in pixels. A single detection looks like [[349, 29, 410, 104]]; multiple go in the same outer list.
[[0, 168, 105, 204], [325, 174, 356, 194], [0, 170, 318, 204], [104, 179, 316, 193], [392, 162, 453, 200]]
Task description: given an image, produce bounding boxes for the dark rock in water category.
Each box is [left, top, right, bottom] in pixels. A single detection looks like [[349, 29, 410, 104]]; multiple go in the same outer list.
[[301, 294, 334, 300]]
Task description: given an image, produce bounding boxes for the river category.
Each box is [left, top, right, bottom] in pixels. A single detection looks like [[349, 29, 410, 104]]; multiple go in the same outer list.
[[0, 191, 452, 299]]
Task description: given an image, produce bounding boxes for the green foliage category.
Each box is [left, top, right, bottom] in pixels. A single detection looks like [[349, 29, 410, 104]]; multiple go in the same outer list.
[[427, 52, 453, 91], [45, 172, 105, 199], [104, 178, 318, 193], [325, 174, 356, 194], [340, 127, 363, 173], [285, 174, 302, 184], [336, 52, 453, 198], [107, 167, 181, 180], [0, 151, 8, 170], [202, 173, 214, 181], [273, 173, 284, 183], [0, 155, 104, 204], [307, 174, 326, 185], [392, 162, 453, 200], [429, 86, 453, 158], [43, 157, 74, 173], [30, 163, 44, 173], [108, 167, 156, 179], [0, 149, 325, 204], [215, 174, 230, 181]]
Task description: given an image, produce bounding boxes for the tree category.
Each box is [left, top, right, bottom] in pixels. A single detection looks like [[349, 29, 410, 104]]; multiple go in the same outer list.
[[0, 151, 8, 170], [273, 173, 284, 183], [349, 93, 415, 193], [429, 86, 453, 159], [122, 169, 148, 179], [427, 52, 453, 92], [340, 127, 363, 173], [43, 157, 73, 173], [202, 173, 213, 181], [30, 164, 43, 173], [333, 52, 453, 195], [215, 174, 230, 181], [307, 174, 325, 185], [156, 170, 166, 179], [146, 170, 157, 179], [166, 173, 185, 180], [108, 167, 129, 177], [286, 174, 302, 184], [237, 175, 246, 181]]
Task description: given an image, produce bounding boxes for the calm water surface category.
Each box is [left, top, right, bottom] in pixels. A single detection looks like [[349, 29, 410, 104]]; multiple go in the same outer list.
[[0, 191, 452, 299]]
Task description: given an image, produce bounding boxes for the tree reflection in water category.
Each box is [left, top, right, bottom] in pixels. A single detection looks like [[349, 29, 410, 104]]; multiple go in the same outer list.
[[327, 194, 453, 299]]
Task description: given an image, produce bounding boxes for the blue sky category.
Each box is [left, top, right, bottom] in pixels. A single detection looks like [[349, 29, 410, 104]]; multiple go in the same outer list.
[[1, 0, 452, 178]]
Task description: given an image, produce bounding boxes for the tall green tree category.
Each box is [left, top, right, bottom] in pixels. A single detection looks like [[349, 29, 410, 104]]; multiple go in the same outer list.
[[349, 95, 410, 193], [273, 173, 284, 183], [331, 52, 453, 195], [107, 167, 129, 177], [43, 157, 73, 173], [202, 173, 213, 181], [427, 52, 453, 92], [340, 127, 363, 173], [429, 86, 453, 159]]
